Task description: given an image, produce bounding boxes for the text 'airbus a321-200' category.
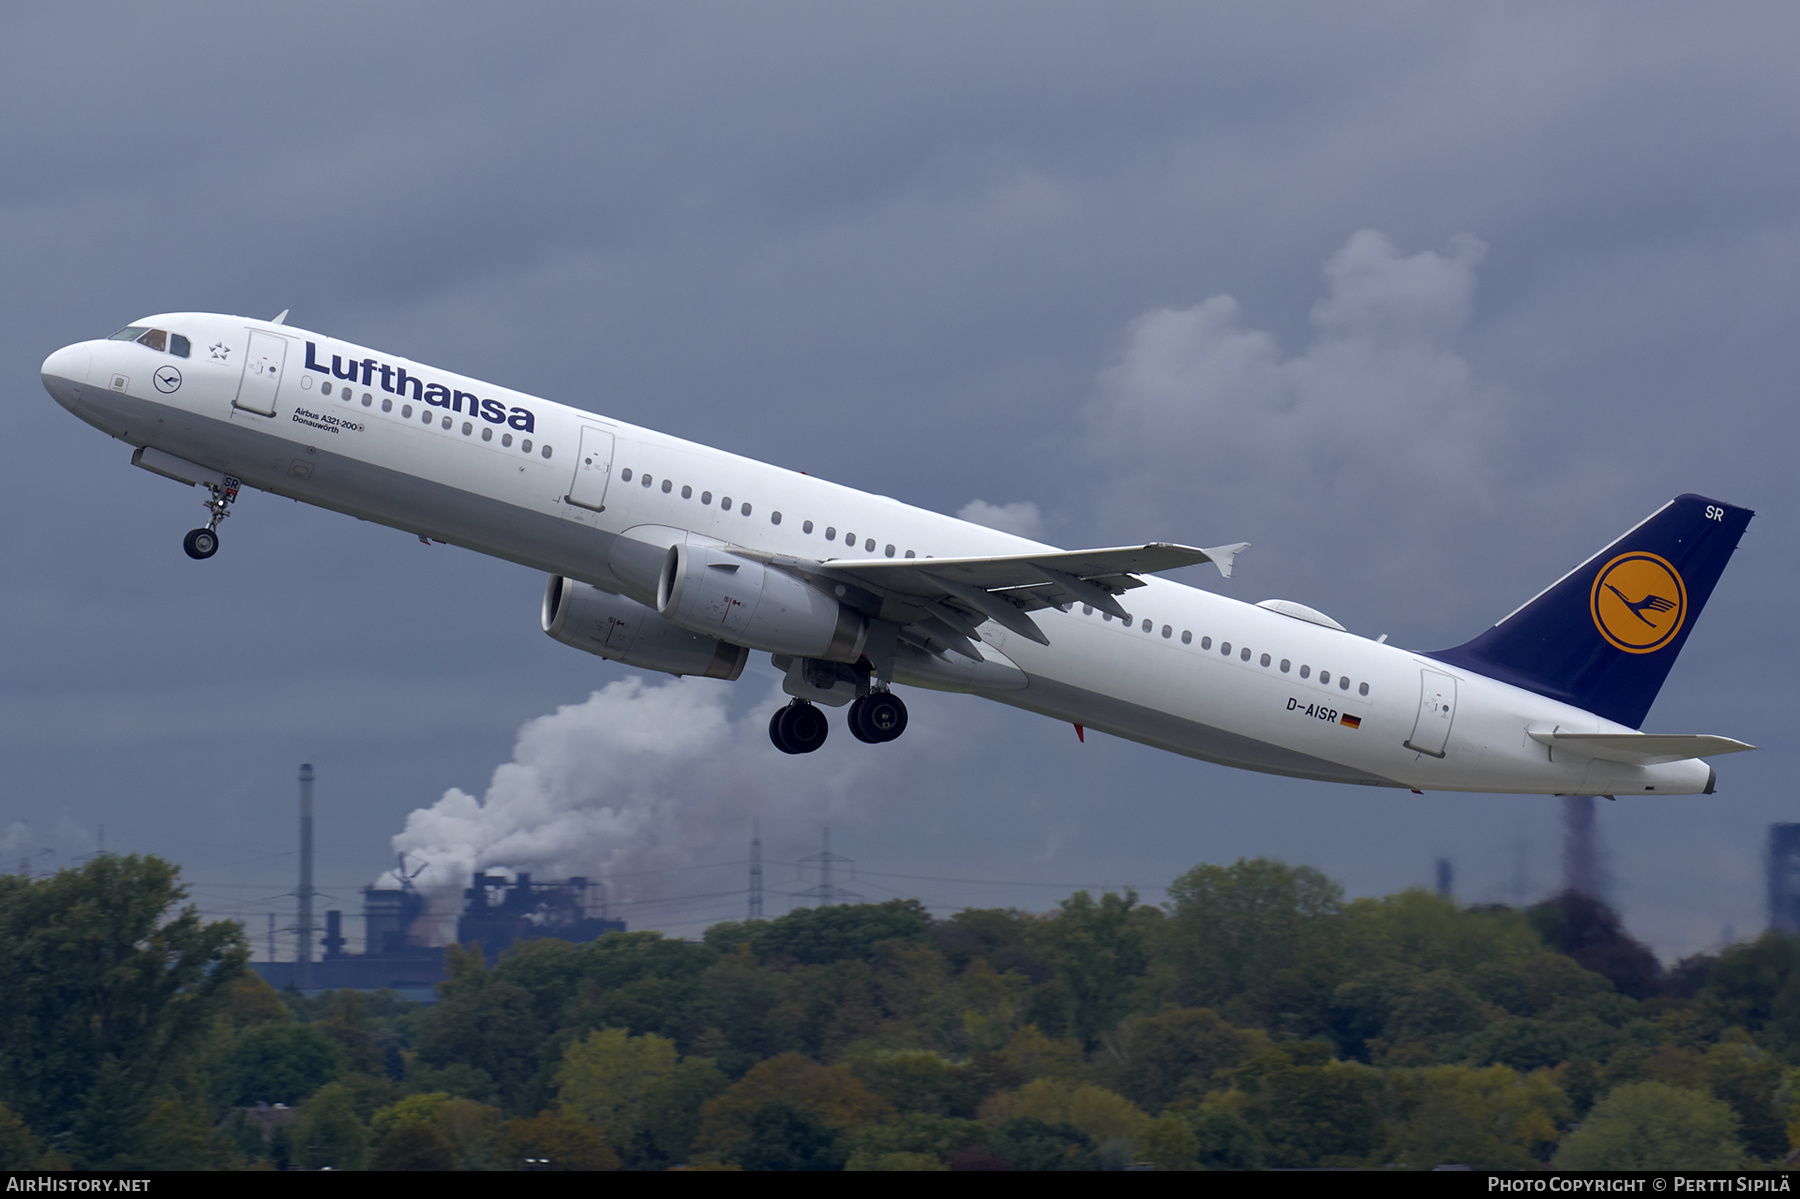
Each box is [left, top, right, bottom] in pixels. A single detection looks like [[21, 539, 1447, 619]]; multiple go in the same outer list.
[[41, 313, 1755, 795]]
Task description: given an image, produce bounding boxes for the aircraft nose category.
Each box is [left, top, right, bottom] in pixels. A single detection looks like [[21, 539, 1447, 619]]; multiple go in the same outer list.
[[41, 343, 91, 409]]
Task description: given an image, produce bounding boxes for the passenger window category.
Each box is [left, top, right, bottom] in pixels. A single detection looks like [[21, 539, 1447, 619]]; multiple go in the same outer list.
[[662, 479, 672, 493], [701, 491, 712, 504], [904, 550, 915, 559], [1201, 637, 1211, 650], [1359, 683, 1369, 696], [441, 415, 451, 428], [803, 520, 813, 533], [1300, 665, 1311, 679], [502, 433, 512, 446], [1141, 619, 1151, 632], [521, 439, 532, 453], [542, 445, 552, 459], [170, 334, 191, 358], [462, 422, 472, 435], [885, 544, 895, 557], [1083, 605, 1094, 615], [1340, 676, 1351, 691], [621, 469, 633, 482], [1181, 631, 1191, 644], [1162, 625, 1172, 638], [1281, 659, 1290, 672], [722, 496, 732, 509], [741, 503, 751, 516], [682, 485, 692, 499], [772, 512, 782, 525], [1103, 612, 1113, 622], [642, 474, 652, 487], [362, 395, 372, 407], [1320, 671, 1331, 685], [382, 398, 393, 413], [846, 531, 856, 544], [825, 526, 835, 539], [1260, 653, 1270, 666], [322, 382, 333, 396], [136, 329, 167, 352], [1241, 647, 1251, 661], [1221, 642, 1231, 655], [482, 427, 492, 441], [402, 404, 413, 418], [864, 538, 875, 552]]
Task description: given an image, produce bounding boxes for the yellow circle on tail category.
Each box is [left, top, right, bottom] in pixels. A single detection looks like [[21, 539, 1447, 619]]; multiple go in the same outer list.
[[1590, 552, 1687, 654]]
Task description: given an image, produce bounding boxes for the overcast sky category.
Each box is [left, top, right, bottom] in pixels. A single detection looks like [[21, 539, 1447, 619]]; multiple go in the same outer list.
[[3, 3, 1796, 959]]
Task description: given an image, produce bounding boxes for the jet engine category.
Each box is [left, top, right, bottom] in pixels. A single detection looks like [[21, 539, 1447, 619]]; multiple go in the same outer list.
[[542, 576, 748, 679], [657, 543, 868, 663]]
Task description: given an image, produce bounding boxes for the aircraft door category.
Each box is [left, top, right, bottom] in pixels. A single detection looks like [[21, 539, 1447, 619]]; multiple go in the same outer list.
[[565, 426, 616, 512], [1404, 669, 1458, 758], [233, 331, 289, 416]]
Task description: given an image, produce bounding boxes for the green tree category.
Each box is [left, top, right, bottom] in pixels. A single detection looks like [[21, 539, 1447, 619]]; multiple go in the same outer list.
[[1161, 858, 1345, 1017], [704, 900, 932, 965], [1382, 1064, 1566, 1169], [0, 1102, 48, 1169], [554, 1026, 680, 1150], [628, 1058, 729, 1168], [726, 1102, 846, 1171], [216, 1023, 346, 1106], [986, 1117, 1102, 1171], [493, 1111, 620, 1170], [0, 855, 247, 1147], [1106, 1007, 1258, 1111], [1033, 890, 1154, 1048], [693, 1052, 889, 1156], [369, 1122, 456, 1170], [1553, 1080, 1745, 1170], [1701, 1041, 1787, 1161], [294, 1081, 368, 1171]]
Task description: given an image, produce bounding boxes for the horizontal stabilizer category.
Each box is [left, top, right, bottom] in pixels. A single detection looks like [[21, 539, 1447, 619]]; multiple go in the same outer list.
[[1527, 729, 1755, 766]]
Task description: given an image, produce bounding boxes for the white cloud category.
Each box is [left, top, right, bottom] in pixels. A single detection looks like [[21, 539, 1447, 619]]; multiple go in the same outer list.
[[1084, 230, 1510, 611], [956, 499, 1045, 540]]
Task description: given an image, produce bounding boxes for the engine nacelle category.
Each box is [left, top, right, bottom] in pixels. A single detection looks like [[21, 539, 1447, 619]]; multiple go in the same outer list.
[[657, 543, 868, 663], [542, 576, 748, 680]]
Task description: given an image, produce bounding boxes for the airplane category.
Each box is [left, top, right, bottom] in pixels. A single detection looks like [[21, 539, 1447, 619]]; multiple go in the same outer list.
[[40, 312, 1755, 796]]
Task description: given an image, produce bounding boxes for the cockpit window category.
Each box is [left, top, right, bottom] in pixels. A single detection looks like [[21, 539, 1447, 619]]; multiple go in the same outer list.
[[109, 326, 149, 341], [169, 334, 190, 358], [135, 329, 167, 352]]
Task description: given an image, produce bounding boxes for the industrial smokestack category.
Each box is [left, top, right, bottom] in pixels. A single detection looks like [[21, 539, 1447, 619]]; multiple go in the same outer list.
[[1434, 857, 1454, 899], [1562, 795, 1600, 900], [297, 763, 315, 989]]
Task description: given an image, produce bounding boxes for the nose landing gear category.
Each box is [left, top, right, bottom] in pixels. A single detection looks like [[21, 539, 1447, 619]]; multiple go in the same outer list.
[[183, 475, 240, 560], [769, 699, 831, 755]]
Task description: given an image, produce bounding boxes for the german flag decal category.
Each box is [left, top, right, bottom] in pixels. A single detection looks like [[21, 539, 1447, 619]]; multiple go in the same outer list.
[[1340, 714, 1362, 730]]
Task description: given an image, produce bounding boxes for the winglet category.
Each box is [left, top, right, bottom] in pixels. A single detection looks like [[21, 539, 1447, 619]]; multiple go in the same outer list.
[[1203, 542, 1250, 579], [271, 309, 289, 326]]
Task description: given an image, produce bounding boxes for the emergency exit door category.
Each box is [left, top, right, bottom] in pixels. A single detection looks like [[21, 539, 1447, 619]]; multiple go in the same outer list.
[[565, 426, 616, 511]]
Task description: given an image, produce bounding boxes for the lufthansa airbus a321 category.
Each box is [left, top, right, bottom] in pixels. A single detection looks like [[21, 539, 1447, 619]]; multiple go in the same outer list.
[[40, 313, 1755, 795]]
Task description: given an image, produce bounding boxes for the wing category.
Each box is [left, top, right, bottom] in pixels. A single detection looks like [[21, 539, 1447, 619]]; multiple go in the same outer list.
[[758, 541, 1248, 660]]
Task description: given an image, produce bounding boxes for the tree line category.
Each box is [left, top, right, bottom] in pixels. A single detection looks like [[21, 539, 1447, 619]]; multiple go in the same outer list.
[[0, 852, 1790, 1169]]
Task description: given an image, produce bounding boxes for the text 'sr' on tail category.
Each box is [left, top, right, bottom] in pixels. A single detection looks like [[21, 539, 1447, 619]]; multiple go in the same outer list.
[[1428, 494, 1753, 729]]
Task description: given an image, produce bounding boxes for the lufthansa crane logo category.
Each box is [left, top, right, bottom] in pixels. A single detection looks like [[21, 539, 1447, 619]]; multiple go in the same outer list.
[[153, 365, 182, 393], [1590, 552, 1687, 654]]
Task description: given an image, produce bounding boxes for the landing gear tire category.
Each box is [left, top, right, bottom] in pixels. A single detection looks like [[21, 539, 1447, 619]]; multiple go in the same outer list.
[[851, 691, 908, 743], [770, 700, 829, 755], [183, 528, 219, 560]]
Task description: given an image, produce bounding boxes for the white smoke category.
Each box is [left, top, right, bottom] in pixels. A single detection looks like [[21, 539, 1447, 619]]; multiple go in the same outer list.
[[383, 673, 890, 940]]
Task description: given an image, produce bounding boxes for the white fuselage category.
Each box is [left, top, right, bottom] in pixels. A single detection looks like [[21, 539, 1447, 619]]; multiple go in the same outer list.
[[40, 313, 1715, 795]]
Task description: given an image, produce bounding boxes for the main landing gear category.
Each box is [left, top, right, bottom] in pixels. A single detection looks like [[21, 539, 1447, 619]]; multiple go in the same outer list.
[[183, 475, 240, 560], [767, 689, 909, 755], [769, 699, 831, 755]]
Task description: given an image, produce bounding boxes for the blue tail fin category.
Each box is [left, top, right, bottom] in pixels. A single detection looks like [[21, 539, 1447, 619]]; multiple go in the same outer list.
[[1428, 494, 1753, 728]]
